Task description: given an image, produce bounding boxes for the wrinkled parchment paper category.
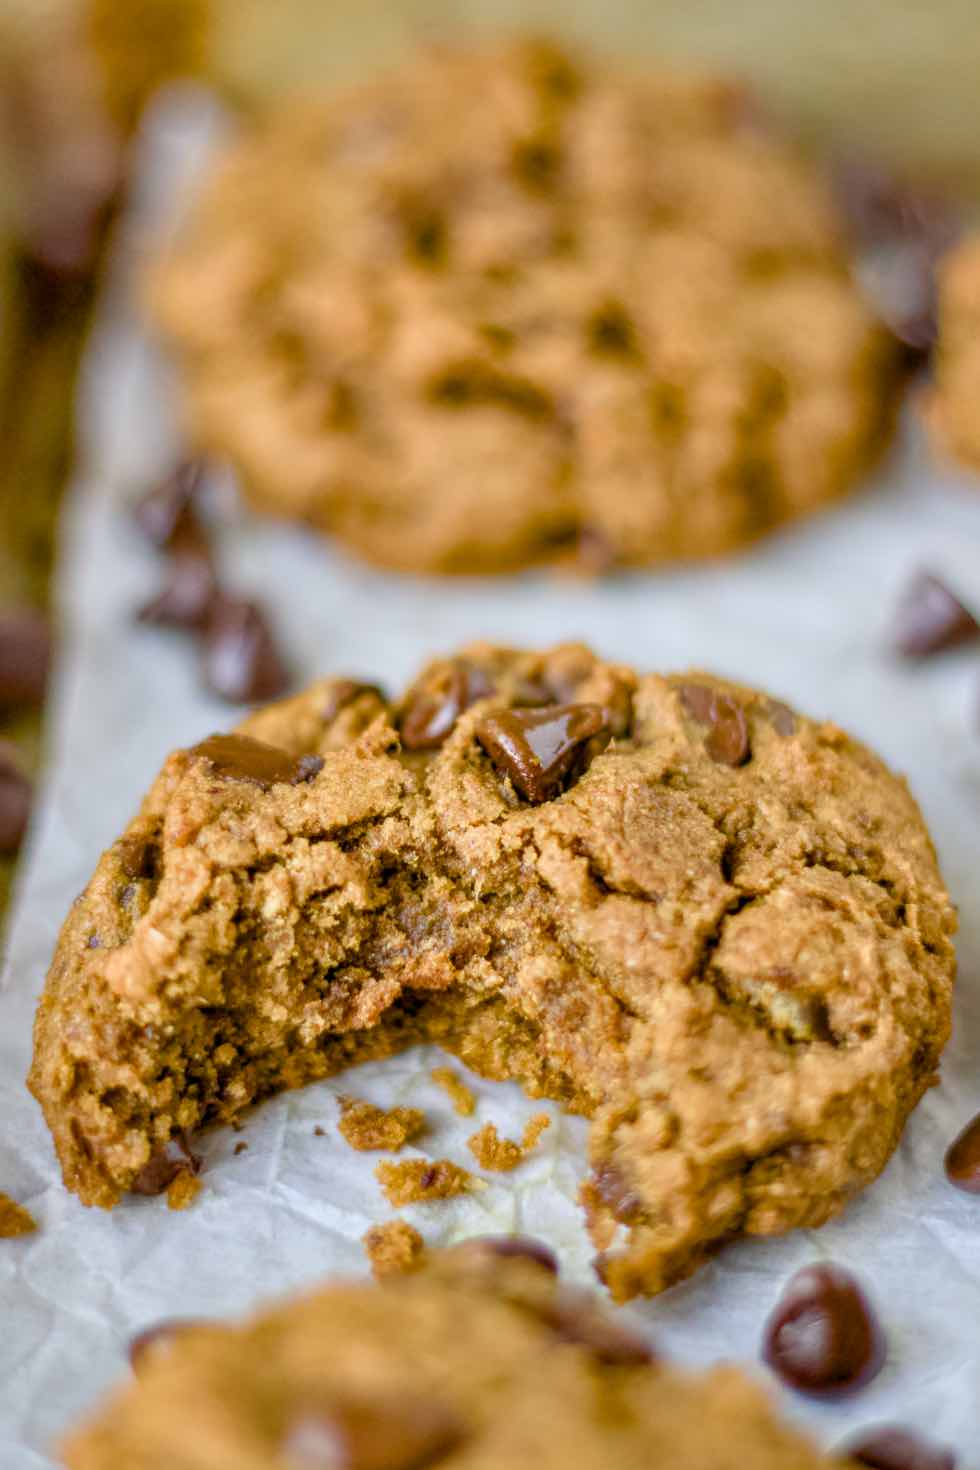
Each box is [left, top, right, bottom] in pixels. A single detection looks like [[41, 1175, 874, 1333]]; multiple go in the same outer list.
[[2, 92, 979, 1466]]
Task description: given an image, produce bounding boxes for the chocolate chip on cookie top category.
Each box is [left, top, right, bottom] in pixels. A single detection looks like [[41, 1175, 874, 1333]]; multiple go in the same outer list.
[[476, 704, 608, 802], [191, 733, 324, 789]]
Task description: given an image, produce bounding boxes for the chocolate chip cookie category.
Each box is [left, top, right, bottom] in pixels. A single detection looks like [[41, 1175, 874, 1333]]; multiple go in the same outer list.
[[147, 37, 898, 574], [29, 644, 955, 1300], [929, 233, 980, 472], [61, 1239, 852, 1468]]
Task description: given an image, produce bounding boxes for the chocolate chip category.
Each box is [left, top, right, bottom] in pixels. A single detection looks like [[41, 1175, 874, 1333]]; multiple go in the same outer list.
[[679, 685, 750, 766], [892, 572, 979, 658], [590, 1162, 644, 1225], [461, 1235, 559, 1274], [116, 835, 158, 881], [401, 662, 494, 751], [0, 609, 51, 708], [192, 733, 324, 791], [944, 1111, 980, 1194], [137, 544, 218, 631], [845, 1426, 956, 1470], [766, 699, 797, 736], [540, 1291, 655, 1366], [282, 1396, 462, 1470], [132, 461, 206, 549], [476, 703, 607, 803], [131, 1134, 200, 1197], [321, 680, 386, 724], [201, 595, 291, 704], [129, 1318, 204, 1373], [762, 1263, 884, 1397], [0, 749, 31, 855]]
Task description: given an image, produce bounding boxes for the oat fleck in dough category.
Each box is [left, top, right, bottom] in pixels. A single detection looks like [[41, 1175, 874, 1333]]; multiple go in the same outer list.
[[363, 1220, 427, 1280], [929, 233, 980, 472], [338, 1096, 426, 1152], [147, 38, 898, 576], [0, 1192, 37, 1237], [61, 1241, 860, 1469], [376, 1159, 480, 1208], [29, 643, 956, 1301], [431, 1066, 476, 1117], [468, 1116, 551, 1172]]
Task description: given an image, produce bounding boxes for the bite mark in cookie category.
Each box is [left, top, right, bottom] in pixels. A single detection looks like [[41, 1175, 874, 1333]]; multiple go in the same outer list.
[[28, 644, 956, 1300]]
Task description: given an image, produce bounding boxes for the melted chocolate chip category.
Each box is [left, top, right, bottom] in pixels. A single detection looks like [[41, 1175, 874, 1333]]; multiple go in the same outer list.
[[591, 1162, 644, 1225], [766, 699, 797, 736], [321, 680, 386, 724], [762, 1263, 884, 1397], [131, 1134, 200, 1197], [282, 1396, 462, 1470], [0, 609, 52, 708], [0, 748, 31, 855], [129, 1318, 205, 1373], [401, 663, 494, 750], [202, 595, 291, 704], [461, 1235, 559, 1274], [679, 685, 750, 766], [137, 544, 217, 631], [476, 703, 607, 803], [892, 572, 979, 658], [944, 1111, 980, 1194], [132, 461, 206, 550], [540, 1290, 654, 1366], [846, 1427, 956, 1470], [192, 733, 324, 791]]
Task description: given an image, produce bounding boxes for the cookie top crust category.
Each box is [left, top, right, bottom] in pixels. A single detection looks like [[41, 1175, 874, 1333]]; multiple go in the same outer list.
[[62, 1241, 852, 1469], [29, 644, 955, 1300], [147, 37, 897, 574]]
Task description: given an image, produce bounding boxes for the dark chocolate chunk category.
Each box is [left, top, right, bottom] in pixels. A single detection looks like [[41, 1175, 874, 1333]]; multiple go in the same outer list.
[[191, 733, 323, 791], [129, 1318, 205, 1373], [679, 685, 750, 766], [892, 572, 979, 658], [461, 1235, 559, 1274], [137, 543, 217, 631], [132, 460, 206, 549], [282, 1396, 462, 1470], [401, 662, 493, 751], [845, 1426, 956, 1470], [131, 1134, 200, 1197], [201, 595, 291, 704], [590, 1162, 644, 1225], [762, 1263, 884, 1397], [476, 703, 607, 803], [0, 746, 31, 855], [0, 609, 52, 708], [321, 680, 386, 724], [944, 1111, 980, 1194]]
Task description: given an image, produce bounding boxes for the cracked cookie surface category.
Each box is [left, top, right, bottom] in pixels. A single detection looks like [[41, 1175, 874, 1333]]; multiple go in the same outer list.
[[29, 643, 955, 1299], [62, 1240, 855, 1469], [147, 37, 898, 575]]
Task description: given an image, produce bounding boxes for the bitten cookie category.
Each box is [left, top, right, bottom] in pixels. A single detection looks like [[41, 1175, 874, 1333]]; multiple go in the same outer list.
[[29, 644, 955, 1300], [929, 232, 980, 472], [147, 37, 898, 575], [62, 1238, 853, 1469]]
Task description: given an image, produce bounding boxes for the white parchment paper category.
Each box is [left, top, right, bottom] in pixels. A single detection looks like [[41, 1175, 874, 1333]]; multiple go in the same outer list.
[[2, 93, 980, 1466]]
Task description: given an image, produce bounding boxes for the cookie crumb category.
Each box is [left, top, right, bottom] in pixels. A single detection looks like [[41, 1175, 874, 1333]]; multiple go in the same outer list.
[[0, 1192, 37, 1237], [430, 1066, 476, 1117], [363, 1220, 427, 1280], [313, 1125, 325, 1137], [467, 1115, 551, 1172], [233, 1141, 248, 1156], [166, 1172, 202, 1211], [339, 1096, 426, 1152], [376, 1159, 483, 1207]]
